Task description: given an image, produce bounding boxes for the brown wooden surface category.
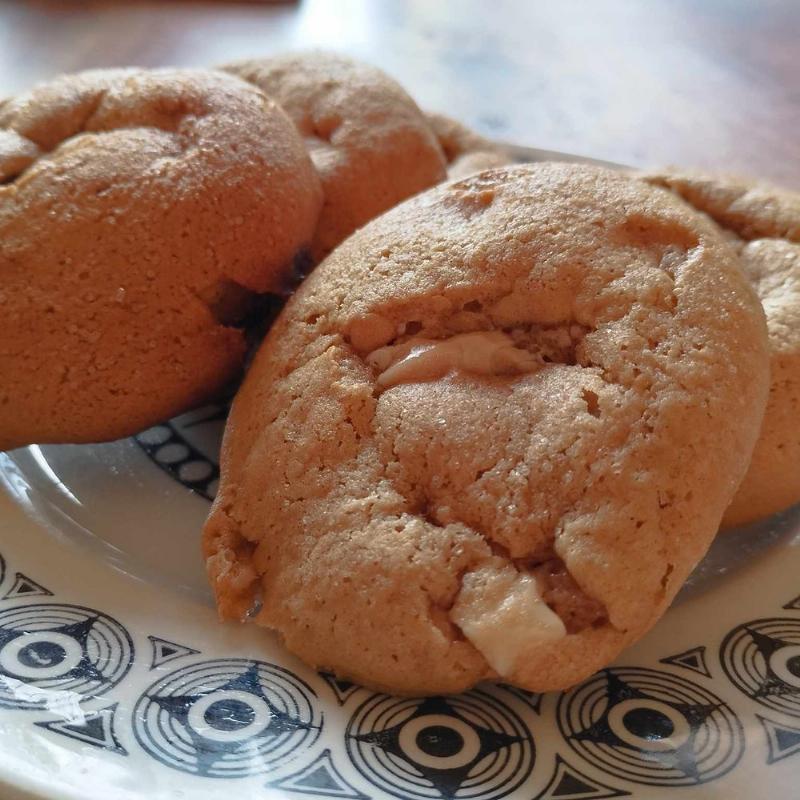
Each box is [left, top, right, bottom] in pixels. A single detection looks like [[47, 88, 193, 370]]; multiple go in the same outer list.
[[1, 0, 798, 187]]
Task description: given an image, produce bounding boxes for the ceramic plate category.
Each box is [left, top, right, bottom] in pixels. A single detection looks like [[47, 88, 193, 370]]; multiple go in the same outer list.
[[1, 147, 799, 800]]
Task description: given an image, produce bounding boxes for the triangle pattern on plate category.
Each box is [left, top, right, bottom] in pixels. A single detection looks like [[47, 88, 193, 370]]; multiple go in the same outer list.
[[1, 572, 53, 600], [659, 645, 711, 678], [319, 672, 361, 705], [497, 683, 544, 714], [783, 593, 800, 611], [34, 703, 127, 755], [759, 715, 800, 764], [535, 755, 629, 799], [268, 748, 368, 799], [147, 635, 200, 669]]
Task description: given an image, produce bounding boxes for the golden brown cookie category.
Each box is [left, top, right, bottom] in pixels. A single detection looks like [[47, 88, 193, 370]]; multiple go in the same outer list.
[[0, 67, 322, 451], [204, 163, 769, 695], [425, 111, 511, 179], [642, 171, 800, 527], [222, 52, 446, 261]]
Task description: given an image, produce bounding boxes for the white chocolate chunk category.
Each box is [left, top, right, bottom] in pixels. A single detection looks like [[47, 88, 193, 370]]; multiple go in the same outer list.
[[450, 563, 566, 677], [367, 330, 538, 389]]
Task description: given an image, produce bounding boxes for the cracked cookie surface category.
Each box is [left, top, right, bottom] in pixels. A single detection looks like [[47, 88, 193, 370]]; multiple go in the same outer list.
[[204, 162, 769, 695], [0, 67, 322, 450], [223, 52, 446, 262], [642, 171, 800, 528]]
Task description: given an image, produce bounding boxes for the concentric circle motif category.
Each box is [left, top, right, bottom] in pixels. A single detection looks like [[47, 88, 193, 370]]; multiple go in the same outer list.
[[0, 603, 133, 709], [345, 691, 534, 800], [134, 403, 228, 501], [557, 667, 743, 786], [133, 659, 322, 778], [721, 617, 800, 718]]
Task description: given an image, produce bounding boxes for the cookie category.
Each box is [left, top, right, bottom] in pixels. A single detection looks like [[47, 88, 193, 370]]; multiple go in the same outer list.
[[203, 163, 769, 695], [0, 67, 322, 451], [425, 110, 511, 179], [222, 52, 446, 260], [642, 171, 800, 527]]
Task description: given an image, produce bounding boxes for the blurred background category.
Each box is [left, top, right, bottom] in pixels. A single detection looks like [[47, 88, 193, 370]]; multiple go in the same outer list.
[[2, 0, 798, 186]]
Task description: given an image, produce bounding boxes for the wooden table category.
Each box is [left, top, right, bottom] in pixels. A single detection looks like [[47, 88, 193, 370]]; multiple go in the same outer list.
[[1, 0, 798, 188]]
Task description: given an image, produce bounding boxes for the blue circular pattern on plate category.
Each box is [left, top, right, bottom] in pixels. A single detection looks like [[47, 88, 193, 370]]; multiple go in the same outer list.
[[132, 658, 322, 777], [721, 617, 800, 718], [0, 603, 134, 709], [345, 690, 534, 800], [557, 666, 744, 786]]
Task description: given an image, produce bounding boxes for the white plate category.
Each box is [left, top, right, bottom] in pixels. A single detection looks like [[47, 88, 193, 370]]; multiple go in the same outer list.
[[1, 147, 800, 800]]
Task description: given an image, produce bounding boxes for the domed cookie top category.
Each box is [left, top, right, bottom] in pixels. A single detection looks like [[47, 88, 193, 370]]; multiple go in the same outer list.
[[204, 163, 769, 695], [643, 170, 800, 528], [0, 67, 322, 451], [425, 110, 511, 179], [223, 51, 447, 261], [643, 171, 800, 242]]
